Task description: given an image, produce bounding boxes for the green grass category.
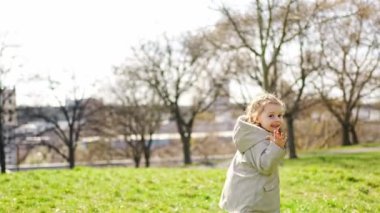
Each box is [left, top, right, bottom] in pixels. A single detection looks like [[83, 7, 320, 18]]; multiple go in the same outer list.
[[0, 151, 379, 212], [281, 151, 380, 212]]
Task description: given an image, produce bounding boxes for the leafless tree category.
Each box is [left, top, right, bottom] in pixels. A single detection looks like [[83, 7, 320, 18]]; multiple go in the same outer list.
[[208, 0, 318, 158], [118, 34, 228, 164], [208, 0, 300, 100], [0, 88, 14, 173], [30, 77, 103, 168], [109, 77, 162, 167], [0, 40, 20, 173], [314, 1, 380, 146], [278, 1, 322, 158]]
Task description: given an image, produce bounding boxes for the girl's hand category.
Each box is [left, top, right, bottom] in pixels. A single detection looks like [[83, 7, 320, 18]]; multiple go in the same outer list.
[[267, 128, 287, 149]]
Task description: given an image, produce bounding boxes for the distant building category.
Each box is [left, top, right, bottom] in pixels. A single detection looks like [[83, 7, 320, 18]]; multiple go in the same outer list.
[[1, 88, 18, 166], [1, 88, 17, 126]]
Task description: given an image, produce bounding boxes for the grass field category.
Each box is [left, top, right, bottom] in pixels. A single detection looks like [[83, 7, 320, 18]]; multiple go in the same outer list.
[[0, 150, 379, 212]]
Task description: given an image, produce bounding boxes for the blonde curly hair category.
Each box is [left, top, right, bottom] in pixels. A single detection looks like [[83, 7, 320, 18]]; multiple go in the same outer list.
[[245, 93, 285, 125]]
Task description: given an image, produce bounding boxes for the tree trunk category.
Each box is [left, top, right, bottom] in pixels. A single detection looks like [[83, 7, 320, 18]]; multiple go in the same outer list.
[[69, 145, 75, 169], [286, 115, 298, 159], [0, 136, 5, 174], [0, 122, 7, 173], [182, 137, 192, 165], [144, 149, 150, 168], [134, 155, 141, 168], [0, 89, 5, 173], [174, 114, 193, 165], [350, 125, 359, 145], [0, 108, 5, 174], [135, 142, 143, 168], [144, 137, 153, 168], [341, 123, 351, 146]]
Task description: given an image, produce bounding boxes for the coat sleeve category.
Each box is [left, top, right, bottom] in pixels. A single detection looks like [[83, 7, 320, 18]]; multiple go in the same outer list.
[[245, 141, 286, 176]]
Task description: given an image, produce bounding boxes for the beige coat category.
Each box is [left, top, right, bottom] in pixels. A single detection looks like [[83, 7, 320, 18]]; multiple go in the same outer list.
[[219, 116, 286, 213]]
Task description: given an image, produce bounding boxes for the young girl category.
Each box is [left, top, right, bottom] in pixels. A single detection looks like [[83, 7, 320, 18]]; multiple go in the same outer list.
[[219, 93, 287, 213]]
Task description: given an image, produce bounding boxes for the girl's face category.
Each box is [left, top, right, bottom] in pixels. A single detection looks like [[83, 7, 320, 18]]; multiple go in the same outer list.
[[256, 103, 284, 132]]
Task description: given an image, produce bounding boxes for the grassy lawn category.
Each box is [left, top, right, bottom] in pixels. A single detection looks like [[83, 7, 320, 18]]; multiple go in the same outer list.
[[0, 151, 379, 212], [281, 151, 380, 212]]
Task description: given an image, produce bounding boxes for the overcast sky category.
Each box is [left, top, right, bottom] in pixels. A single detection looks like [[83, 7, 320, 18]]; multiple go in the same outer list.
[[0, 0, 248, 106]]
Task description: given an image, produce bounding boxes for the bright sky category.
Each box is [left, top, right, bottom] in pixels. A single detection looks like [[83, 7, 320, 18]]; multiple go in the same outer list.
[[0, 0, 247, 106]]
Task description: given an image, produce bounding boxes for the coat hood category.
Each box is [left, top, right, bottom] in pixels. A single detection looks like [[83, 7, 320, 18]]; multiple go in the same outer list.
[[233, 115, 270, 153]]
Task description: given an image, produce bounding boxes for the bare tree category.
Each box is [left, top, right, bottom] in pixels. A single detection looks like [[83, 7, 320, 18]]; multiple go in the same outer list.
[[0, 40, 20, 173], [279, 1, 322, 158], [315, 1, 380, 146], [208, 0, 317, 158], [0, 88, 14, 173], [118, 34, 227, 165], [110, 77, 162, 167], [208, 0, 300, 100], [30, 77, 103, 168]]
